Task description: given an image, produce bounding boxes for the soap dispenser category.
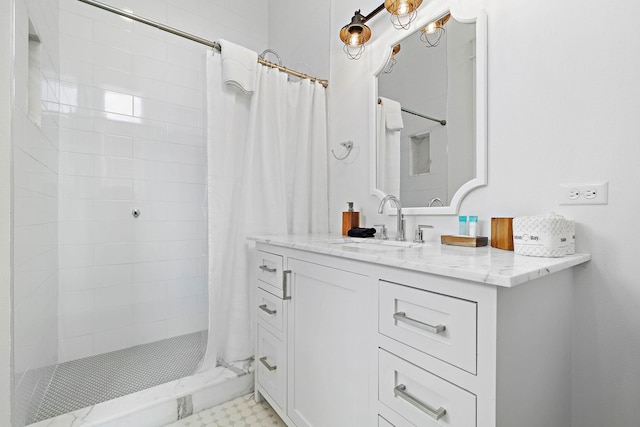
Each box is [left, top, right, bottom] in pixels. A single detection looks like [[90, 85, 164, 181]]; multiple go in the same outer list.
[[342, 202, 360, 236]]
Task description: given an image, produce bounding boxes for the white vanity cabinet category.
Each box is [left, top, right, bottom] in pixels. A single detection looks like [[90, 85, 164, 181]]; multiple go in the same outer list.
[[254, 245, 376, 427], [253, 237, 588, 427], [376, 266, 575, 427]]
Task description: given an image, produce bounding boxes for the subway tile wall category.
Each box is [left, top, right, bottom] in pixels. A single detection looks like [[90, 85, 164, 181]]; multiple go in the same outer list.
[[12, 0, 61, 424], [56, 0, 269, 363], [11, 0, 326, 422]]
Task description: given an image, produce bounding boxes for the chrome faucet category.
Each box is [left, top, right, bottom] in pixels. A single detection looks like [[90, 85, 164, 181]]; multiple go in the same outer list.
[[378, 195, 405, 241], [414, 224, 434, 243]]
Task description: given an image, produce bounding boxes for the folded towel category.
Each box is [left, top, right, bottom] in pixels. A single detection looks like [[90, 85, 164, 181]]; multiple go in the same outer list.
[[347, 227, 377, 238], [379, 97, 404, 131], [219, 39, 258, 94]]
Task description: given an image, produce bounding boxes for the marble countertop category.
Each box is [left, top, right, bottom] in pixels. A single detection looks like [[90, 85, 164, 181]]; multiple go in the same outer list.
[[250, 234, 591, 288]]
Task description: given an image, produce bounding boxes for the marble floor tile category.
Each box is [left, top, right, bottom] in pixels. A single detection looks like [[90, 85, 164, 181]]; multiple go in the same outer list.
[[166, 393, 286, 427]]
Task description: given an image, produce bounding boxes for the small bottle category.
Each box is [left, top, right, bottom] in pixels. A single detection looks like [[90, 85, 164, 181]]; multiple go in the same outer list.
[[342, 202, 360, 236], [458, 216, 468, 236], [468, 216, 478, 237]]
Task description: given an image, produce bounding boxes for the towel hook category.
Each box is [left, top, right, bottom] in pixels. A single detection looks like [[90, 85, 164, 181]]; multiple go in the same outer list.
[[331, 141, 354, 160]]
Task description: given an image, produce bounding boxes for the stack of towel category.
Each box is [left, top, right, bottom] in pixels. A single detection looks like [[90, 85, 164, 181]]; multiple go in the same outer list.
[[219, 39, 258, 94]]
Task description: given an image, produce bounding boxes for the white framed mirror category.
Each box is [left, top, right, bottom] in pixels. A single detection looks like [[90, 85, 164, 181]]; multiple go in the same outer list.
[[371, 6, 487, 215]]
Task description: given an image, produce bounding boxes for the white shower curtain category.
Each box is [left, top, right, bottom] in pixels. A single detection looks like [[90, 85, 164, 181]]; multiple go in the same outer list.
[[200, 50, 328, 369]]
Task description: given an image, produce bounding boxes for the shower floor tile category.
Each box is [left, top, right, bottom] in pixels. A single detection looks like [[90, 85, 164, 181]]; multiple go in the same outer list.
[[166, 393, 286, 427], [32, 331, 207, 423]]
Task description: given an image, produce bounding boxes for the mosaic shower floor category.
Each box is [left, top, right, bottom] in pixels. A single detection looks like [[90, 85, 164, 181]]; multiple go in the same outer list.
[[166, 393, 286, 427], [31, 331, 207, 423]]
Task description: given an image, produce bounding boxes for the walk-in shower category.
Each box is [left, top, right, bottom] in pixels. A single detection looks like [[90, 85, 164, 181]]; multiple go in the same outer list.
[[12, 0, 328, 424], [12, 0, 258, 424]]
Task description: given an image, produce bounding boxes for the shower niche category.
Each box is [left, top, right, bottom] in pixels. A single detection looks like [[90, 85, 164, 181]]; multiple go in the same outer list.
[[409, 132, 432, 176]]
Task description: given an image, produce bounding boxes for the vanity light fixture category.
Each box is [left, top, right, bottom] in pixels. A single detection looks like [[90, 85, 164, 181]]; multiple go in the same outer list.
[[340, 1, 423, 60], [340, 10, 373, 60], [385, 0, 423, 30], [420, 13, 450, 47]]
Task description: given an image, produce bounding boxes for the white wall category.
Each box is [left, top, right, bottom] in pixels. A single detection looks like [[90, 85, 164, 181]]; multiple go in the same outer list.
[[268, 0, 330, 81], [329, 0, 386, 230], [56, 0, 269, 362], [0, 0, 15, 422], [329, 0, 640, 425]]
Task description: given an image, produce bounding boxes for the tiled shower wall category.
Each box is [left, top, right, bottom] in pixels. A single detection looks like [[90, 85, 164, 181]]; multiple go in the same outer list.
[[56, 0, 269, 363], [12, 0, 60, 424]]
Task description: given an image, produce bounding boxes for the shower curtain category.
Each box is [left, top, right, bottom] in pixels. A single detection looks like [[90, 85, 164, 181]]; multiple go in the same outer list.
[[201, 50, 329, 369]]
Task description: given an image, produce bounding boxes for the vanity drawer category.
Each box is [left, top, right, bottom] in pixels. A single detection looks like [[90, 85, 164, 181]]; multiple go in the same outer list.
[[379, 349, 476, 427], [379, 280, 477, 373], [257, 324, 286, 410], [257, 250, 284, 297], [257, 287, 284, 333], [379, 415, 395, 426]]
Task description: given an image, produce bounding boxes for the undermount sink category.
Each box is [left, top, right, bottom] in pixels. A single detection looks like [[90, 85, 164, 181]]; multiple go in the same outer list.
[[326, 238, 424, 251]]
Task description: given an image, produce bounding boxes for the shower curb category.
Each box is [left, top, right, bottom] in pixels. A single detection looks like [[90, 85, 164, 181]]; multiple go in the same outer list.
[[26, 368, 254, 427]]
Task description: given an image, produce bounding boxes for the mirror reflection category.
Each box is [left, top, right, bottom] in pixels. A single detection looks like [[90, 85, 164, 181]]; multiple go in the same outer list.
[[377, 14, 476, 209]]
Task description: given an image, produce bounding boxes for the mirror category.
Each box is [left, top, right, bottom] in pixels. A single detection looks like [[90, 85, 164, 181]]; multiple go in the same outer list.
[[372, 9, 487, 215]]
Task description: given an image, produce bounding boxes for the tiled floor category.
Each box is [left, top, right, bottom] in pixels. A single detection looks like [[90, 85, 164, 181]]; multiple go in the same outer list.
[[31, 331, 207, 423], [166, 393, 286, 427]]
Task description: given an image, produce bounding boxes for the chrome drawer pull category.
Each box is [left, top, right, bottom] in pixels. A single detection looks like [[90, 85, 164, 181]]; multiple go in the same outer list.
[[393, 312, 446, 335], [259, 265, 277, 273], [258, 304, 277, 315], [259, 356, 277, 371], [394, 384, 446, 421]]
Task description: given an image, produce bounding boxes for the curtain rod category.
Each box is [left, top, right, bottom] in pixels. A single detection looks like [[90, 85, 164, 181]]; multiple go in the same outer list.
[[378, 99, 446, 126], [76, 0, 329, 88]]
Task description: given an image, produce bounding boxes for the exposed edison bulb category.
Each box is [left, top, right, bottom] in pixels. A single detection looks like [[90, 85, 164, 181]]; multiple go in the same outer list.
[[397, 1, 410, 15], [385, 0, 423, 30], [349, 33, 361, 47], [425, 22, 436, 34]]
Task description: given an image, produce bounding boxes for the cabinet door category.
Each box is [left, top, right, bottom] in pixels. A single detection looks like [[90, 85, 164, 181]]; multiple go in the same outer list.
[[287, 259, 372, 427]]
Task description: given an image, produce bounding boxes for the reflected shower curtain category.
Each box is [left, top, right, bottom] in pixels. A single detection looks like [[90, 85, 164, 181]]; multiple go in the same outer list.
[[200, 50, 328, 369]]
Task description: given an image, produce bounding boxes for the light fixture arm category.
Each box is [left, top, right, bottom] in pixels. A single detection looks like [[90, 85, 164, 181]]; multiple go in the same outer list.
[[362, 4, 386, 23]]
